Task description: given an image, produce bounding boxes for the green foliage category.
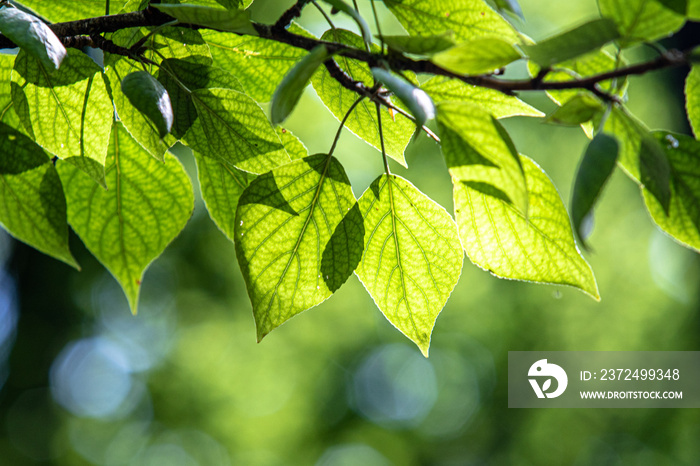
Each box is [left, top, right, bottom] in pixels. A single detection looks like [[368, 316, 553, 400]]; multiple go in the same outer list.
[[453, 155, 599, 299], [0, 123, 77, 268], [431, 38, 522, 75], [56, 122, 194, 313], [0, 0, 698, 355], [522, 19, 620, 68], [271, 45, 329, 125], [12, 49, 113, 185], [571, 133, 619, 247], [0, 7, 66, 71], [311, 29, 414, 166], [235, 154, 363, 340], [120, 71, 174, 138], [355, 175, 463, 356], [152, 3, 256, 34]]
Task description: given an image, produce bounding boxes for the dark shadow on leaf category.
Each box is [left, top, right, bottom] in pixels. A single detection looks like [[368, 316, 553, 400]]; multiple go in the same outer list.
[[439, 124, 500, 169], [639, 134, 671, 214], [237, 170, 298, 216], [321, 202, 364, 292], [0, 123, 48, 174], [462, 181, 513, 204]]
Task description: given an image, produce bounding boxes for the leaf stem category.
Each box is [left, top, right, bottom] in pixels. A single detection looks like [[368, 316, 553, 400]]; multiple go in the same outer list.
[[370, 0, 384, 54], [376, 102, 390, 175], [311, 1, 337, 31], [329, 95, 365, 155]]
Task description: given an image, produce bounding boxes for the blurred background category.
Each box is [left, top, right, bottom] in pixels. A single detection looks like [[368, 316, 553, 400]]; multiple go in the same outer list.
[[1, 0, 700, 464]]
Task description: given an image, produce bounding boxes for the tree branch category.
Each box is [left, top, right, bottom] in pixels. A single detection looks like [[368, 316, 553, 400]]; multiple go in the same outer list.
[[0, 7, 692, 109]]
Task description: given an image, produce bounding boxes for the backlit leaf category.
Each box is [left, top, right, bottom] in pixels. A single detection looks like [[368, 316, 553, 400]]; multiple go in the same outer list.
[[598, 0, 685, 47], [643, 132, 700, 253], [201, 23, 314, 103], [157, 58, 244, 139], [0, 54, 21, 131], [431, 38, 522, 75], [16, 0, 128, 21], [11, 49, 113, 185], [56, 122, 194, 313], [355, 175, 464, 356], [437, 102, 528, 215], [546, 94, 605, 126], [453, 155, 599, 298], [0, 7, 66, 71], [523, 19, 620, 68], [235, 154, 364, 340], [153, 3, 256, 34], [185, 88, 290, 174], [604, 107, 671, 214], [0, 122, 77, 268], [380, 32, 456, 55], [383, 0, 520, 43], [421, 76, 543, 119], [105, 60, 175, 161], [311, 29, 415, 166], [321, 0, 373, 46], [196, 153, 253, 243], [686, 66, 700, 138]]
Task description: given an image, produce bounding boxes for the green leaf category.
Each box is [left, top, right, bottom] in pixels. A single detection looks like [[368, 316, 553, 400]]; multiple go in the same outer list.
[[380, 32, 456, 56], [121, 71, 174, 138], [108, 26, 212, 68], [383, 0, 520, 43], [603, 107, 671, 213], [0, 53, 21, 130], [598, 0, 685, 47], [157, 58, 244, 139], [16, 0, 128, 21], [643, 132, 700, 252], [488, 0, 524, 19], [311, 29, 415, 166], [234, 154, 364, 340], [431, 38, 522, 75], [453, 155, 599, 299], [0, 7, 66, 71], [196, 153, 252, 243], [105, 60, 175, 161], [271, 45, 330, 125], [686, 66, 700, 138], [277, 127, 309, 160], [56, 122, 194, 314], [656, 0, 688, 15], [0, 122, 77, 268], [11, 49, 113, 185], [571, 133, 619, 247], [153, 3, 256, 34], [184, 88, 290, 174], [689, 0, 700, 19], [371, 68, 435, 129], [522, 19, 620, 68], [321, 0, 373, 46], [420, 76, 543, 119], [355, 174, 463, 356], [201, 23, 314, 103], [545, 94, 605, 126], [437, 102, 528, 215]]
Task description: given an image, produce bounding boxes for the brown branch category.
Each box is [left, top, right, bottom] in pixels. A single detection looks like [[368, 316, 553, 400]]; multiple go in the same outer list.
[[0, 7, 692, 113]]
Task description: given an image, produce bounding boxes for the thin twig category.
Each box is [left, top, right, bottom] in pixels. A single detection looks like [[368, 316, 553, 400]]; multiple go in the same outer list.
[[376, 102, 390, 175], [329, 95, 366, 155]]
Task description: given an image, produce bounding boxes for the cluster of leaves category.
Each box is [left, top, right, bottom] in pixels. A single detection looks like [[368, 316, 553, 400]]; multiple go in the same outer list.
[[0, 0, 698, 355]]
